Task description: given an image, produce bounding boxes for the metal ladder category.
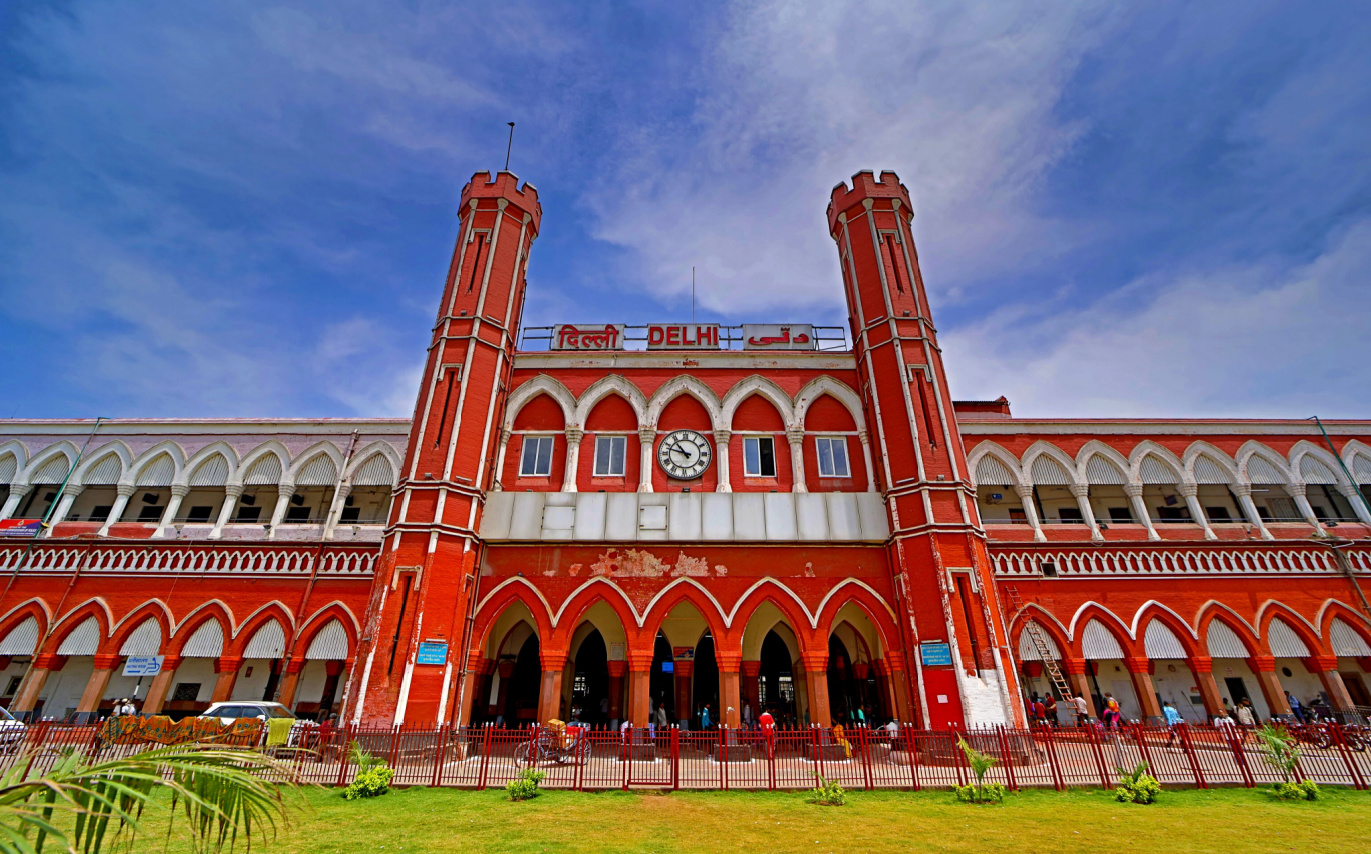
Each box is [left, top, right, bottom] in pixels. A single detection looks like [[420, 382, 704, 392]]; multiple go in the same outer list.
[[1005, 585, 1072, 701]]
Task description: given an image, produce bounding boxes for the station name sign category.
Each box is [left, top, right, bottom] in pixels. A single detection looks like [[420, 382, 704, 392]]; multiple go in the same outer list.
[[554, 324, 625, 351], [549, 322, 819, 351], [647, 324, 719, 349]]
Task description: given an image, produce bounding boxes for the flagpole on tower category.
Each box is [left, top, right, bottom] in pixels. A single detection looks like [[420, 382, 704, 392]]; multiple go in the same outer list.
[[504, 122, 515, 171], [692, 266, 696, 323]]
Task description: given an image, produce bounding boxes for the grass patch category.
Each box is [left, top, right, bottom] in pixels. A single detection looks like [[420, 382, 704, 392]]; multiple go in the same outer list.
[[149, 784, 1371, 854]]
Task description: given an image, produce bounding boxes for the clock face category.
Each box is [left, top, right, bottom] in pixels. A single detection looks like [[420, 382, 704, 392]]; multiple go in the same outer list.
[[656, 429, 713, 480]]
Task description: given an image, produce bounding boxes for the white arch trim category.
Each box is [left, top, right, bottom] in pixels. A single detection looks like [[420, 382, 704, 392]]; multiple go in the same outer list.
[[110, 600, 175, 635], [793, 375, 868, 434], [1129, 600, 1200, 639], [572, 375, 649, 428], [52, 598, 115, 638], [966, 442, 1024, 488], [230, 601, 297, 638], [719, 375, 797, 431], [298, 602, 362, 639], [1254, 600, 1322, 639], [1194, 600, 1261, 641], [172, 600, 239, 637], [644, 375, 724, 431], [1066, 602, 1135, 641], [503, 375, 578, 431]]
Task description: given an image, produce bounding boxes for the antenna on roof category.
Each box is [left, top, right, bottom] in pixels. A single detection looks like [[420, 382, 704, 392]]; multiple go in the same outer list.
[[504, 123, 515, 171]]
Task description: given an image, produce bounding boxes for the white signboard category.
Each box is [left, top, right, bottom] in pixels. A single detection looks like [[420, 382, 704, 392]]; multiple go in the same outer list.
[[552, 324, 625, 351], [123, 656, 163, 677], [742, 324, 815, 350]]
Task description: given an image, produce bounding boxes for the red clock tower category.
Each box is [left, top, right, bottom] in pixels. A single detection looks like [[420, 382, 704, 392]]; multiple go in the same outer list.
[[348, 171, 541, 725], [828, 171, 1023, 728]]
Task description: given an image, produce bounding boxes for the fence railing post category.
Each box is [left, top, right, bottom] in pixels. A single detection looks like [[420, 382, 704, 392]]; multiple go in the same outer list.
[[719, 726, 728, 791], [430, 726, 448, 788], [1040, 726, 1064, 791], [1332, 723, 1366, 790], [1221, 726, 1254, 788], [387, 724, 401, 770], [1177, 725, 1207, 789], [907, 726, 920, 791], [950, 726, 967, 787], [996, 726, 1017, 791], [1084, 723, 1111, 788], [477, 724, 493, 790], [813, 726, 825, 785], [766, 727, 776, 791], [621, 725, 629, 791], [671, 726, 680, 791], [859, 726, 873, 791]]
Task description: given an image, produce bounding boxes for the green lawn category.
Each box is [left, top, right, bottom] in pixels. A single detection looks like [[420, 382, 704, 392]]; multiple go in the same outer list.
[[160, 784, 1371, 854]]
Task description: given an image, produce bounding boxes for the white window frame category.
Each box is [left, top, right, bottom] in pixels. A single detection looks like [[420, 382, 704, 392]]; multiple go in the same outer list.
[[742, 436, 777, 478], [592, 434, 627, 477], [519, 435, 555, 477], [815, 436, 851, 478]]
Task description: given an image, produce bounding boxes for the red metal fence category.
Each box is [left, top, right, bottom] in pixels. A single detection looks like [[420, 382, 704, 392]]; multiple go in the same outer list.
[[4, 720, 1369, 792]]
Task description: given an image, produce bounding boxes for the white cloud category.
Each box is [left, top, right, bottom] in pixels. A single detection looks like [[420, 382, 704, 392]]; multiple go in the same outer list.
[[584, 0, 1114, 315], [941, 219, 1371, 418]]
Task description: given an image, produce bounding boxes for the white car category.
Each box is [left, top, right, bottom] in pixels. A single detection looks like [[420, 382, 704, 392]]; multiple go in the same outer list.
[[0, 706, 26, 746], [200, 701, 295, 726]]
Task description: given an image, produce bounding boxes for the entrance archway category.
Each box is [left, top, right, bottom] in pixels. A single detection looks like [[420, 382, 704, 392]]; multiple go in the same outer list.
[[570, 627, 608, 725], [759, 630, 799, 726], [692, 633, 719, 728]]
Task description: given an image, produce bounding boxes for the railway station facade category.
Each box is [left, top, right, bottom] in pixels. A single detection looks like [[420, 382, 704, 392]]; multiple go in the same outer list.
[[0, 169, 1369, 733]]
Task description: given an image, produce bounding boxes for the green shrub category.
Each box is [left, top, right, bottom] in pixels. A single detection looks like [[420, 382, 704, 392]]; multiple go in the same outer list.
[[1254, 724, 1301, 783], [1273, 779, 1320, 801], [809, 774, 846, 806], [506, 768, 546, 801], [342, 766, 395, 800], [954, 782, 1006, 804], [953, 737, 1005, 804], [1114, 762, 1162, 804]]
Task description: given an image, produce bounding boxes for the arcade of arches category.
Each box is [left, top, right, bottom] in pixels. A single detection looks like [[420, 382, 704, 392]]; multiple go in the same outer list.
[[465, 590, 910, 728]]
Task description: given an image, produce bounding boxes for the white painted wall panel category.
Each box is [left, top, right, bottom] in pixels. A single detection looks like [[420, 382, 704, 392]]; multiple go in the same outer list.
[[572, 493, 606, 541], [479, 494, 515, 539], [855, 493, 889, 540], [603, 494, 639, 541], [508, 493, 545, 540], [794, 494, 829, 541], [733, 494, 766, 541], [668, 494, 702, 541], [700, 493, 733, 541]]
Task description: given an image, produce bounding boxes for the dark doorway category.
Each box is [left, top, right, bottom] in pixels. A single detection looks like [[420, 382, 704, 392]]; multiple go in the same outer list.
[[505, 634, 541, 725], [693, 634, 719, 726], [1342, 672, 1371, 707], [572, 629, 608, 725], [649, 633, 674, 722], [1224, 676, 1252, 708], [759, 630, 797, 726], [826, 636, 867, 724]]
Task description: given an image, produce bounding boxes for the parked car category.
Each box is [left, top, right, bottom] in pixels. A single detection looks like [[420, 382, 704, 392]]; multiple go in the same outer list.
[[200, 701, 295, 726], [0, 706, 27, 747]]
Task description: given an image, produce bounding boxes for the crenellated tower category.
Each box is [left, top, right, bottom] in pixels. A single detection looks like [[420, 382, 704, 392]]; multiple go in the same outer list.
[[347, 171, 541, 725], [828, 171, 1022, 727]]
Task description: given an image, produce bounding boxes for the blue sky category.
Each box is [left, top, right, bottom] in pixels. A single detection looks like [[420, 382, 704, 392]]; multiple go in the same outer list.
[[1, 1, 1368, 419]]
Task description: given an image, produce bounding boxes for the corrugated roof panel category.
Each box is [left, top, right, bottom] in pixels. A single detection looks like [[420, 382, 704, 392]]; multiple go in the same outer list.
[[1081, 619, 1125, 660], [83, 454, 123, 485], [1299, 456, 1338, 485], [189, 455, 230, 486], [135, 454, 175, 487], [1206, 620, 1250, 658], [119, 618, 162, 656], [243, 454, 283, 485], [1085, 456, 1127, 485], [56, 616, 101, 656], [304, 620, 349, 660], [1354, 454, 1371, 485], [296, 454, 338, 486], [1144, 620, 1187, 659], [1246, 456, 1286, 485], [243, 620, 286, 658], [1138, 455, 1180, 484], [1330, 618, 1371, 657], [0, 616, 39, 656], [180, 620, 224, 658], [0, 454, 17, 484], [1016, 622, 1060, 661], [30, 456, 71, 484], [352, 454, 395, 486], [1193, 455, 1232, 485], [1267, 618, 1311, 657], [974, 455, 1015, 487], [1030, 456, 1072, 486]]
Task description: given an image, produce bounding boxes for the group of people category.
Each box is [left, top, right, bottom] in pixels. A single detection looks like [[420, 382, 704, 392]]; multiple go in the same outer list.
[[1028, 687, 1337, 732]]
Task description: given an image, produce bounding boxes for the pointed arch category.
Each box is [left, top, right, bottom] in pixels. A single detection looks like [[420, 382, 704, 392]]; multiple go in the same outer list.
[[640, 578, 732, 651], [549, 578, 639, 635], [1255, 601, 1323, 656], [1076, 441, 1131, 485], [1182, 441, 1239, 485], [70, 442, 132, 487], [0, 441, 30, 484], [644, 376, 724, 432], [1287, 440, 1348, 486], [1132, 603, 1200, 659], [109, 601, 174, 655], [125, 442, 186, 488], [1316, 601, 1371, 652], [1128, 441, 1185, 485], [228, 602, 295, 656], [16, 442, 78, 487], [0, 601, 49, 657], [1340, 439, 1371, 485], [230, 441, 291, 488], [966, 442, 1023, 488], [1010, 606, 1071, 661], [1066, 602, 1136, 654], [720, 376, 797, 431], [793, 376, 868, 434], [813, 581, 900, 654], [297, 605, 359, 661], [503, 375, 578, 431], [44, 600, 113, 656], [572, 375, 648, 428], [1021, 441, 1080, 487], [343, 442, 402, 486], [288, 441, 343, 487], [179, 441, 240, 487], [471, 578, 555, 654], [1236, 441, 1291, 485], [172, 600, 236, 638], [1196, 603, 1260, 658]]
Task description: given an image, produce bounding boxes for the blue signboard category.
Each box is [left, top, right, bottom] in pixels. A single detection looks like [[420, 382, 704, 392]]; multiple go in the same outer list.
[[122, 656, 163, 677], [416, 641, 448, 666], [919, 642, 953, 667]]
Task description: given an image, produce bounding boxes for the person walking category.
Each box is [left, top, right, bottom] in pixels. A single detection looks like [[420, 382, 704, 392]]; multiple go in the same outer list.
[[1044, 694, 1059, 727], [1101, 699, 1124, 731], [1235, 700, 1256, 728], [1031, 696, 1047, 727], [1163, 700, 1185, 748], [701, 704, 712, 730], [1285, 691, 1304, 724], [759, 707, 776, 758], [655, 701, 668, 730], [1072, 693, 1089, 726]]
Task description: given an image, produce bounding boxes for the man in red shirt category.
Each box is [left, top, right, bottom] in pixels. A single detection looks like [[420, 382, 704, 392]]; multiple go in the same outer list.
[[758, 708, 776, 758]]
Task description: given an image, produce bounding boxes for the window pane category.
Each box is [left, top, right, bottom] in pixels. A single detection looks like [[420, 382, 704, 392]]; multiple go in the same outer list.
[[743, 438, 760, 476], [831, 439, 849, 477], [520, 437, 539, 476], [610, 436, 625, 475], [594, 437, 612, 476], [758, 437, 776, 477], [535, 437, 553, 475], [817, 438, 835, 477]]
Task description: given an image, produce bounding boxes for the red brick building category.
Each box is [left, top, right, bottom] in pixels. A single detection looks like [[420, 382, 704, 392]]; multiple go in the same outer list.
[[1, 169, 1368, 730]]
